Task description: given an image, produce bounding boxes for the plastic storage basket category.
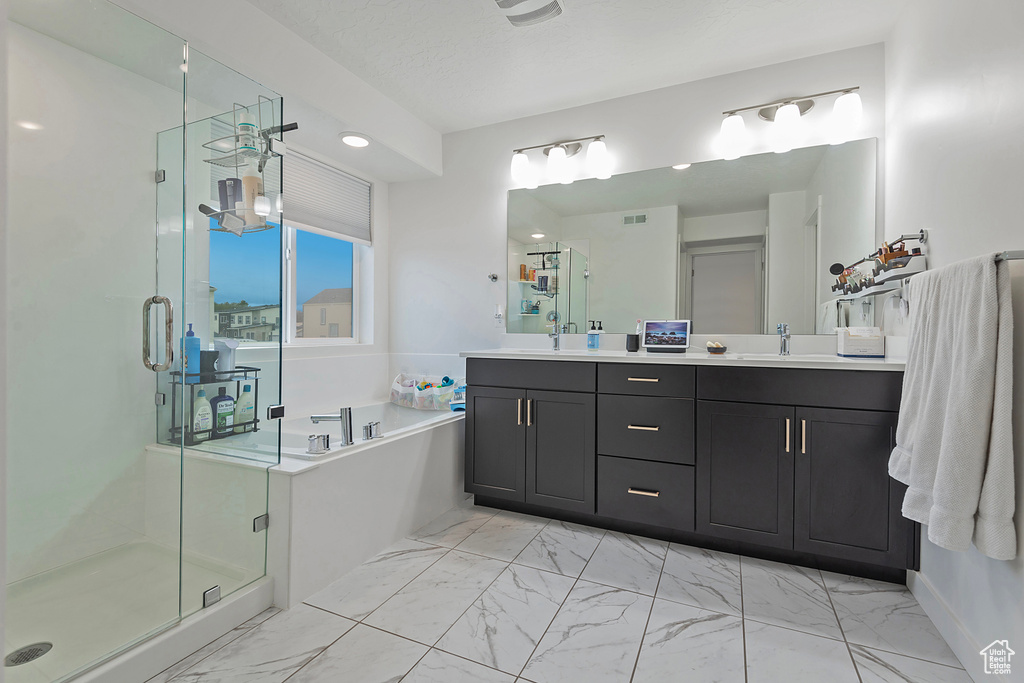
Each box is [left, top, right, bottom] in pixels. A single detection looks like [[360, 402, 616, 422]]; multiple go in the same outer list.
[[390, 374, 463, 411]]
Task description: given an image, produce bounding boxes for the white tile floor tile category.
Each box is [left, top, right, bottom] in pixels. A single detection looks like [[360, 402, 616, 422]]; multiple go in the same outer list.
[[160, 505, 959, 683]]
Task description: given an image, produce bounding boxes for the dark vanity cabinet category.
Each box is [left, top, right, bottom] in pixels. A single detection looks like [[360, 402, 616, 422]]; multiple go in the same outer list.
[[466, 357, 917, 579], [466, 360, 596, 514]]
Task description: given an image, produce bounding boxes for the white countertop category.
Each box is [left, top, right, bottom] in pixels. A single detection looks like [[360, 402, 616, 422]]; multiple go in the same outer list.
[[460, 348, 905, 372]]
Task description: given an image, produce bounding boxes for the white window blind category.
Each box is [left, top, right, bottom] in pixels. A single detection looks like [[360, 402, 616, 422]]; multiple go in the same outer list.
[[284, 150, 372, 245]]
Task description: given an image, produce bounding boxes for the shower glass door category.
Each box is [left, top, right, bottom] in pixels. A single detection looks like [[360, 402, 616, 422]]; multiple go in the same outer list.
[[6, 1, 282, 680], [6, 2, 187, 681]]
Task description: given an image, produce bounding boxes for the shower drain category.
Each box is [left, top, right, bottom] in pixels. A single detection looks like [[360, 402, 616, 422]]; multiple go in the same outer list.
[[5, 642, 53, 667]]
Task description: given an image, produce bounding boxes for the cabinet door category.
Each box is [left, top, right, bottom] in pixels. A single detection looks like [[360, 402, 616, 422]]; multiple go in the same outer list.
[[466, 386, 526, 502], [696, 401, 795, 549], [795, 408, 910, 567], [526, 390, 596, 514]]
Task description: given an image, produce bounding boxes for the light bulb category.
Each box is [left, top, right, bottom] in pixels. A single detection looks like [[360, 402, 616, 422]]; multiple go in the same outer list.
[[254, 195, 271, 217], [718, 114, 748, 160], [772, 103, 803, 154], [511, 152, 531, 186], [586, 139, 612, 180], [829, 91, 863, 145], [547, 145, 573, 184]]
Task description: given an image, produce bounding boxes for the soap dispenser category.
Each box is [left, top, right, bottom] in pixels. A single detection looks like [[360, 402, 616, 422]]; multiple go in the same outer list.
[[587, 321, 600, 352], [183, 324, 201, 384]]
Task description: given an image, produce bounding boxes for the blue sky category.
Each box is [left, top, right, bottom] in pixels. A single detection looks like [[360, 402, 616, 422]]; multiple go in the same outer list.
[[209, 219, 353, 306]]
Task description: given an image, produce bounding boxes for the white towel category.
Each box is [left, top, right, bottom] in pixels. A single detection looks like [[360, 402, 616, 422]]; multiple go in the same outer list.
[[889, 253, 1016, 560]]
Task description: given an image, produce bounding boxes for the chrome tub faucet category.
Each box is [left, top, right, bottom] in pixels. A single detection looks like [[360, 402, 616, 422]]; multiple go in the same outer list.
[[310, 407, 354, 446]]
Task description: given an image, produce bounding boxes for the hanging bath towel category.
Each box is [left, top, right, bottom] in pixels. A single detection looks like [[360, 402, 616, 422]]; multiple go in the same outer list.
[[889, 253, 1016, 560]]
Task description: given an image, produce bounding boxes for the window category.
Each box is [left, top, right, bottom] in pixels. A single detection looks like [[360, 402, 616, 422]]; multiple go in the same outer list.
[[208, 148, 370, 345]]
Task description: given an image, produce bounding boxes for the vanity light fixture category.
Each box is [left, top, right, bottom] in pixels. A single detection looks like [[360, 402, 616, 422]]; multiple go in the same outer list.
[[509, 135, 609, 187], [340, 132, 370, 148], [718, 86, 860, 159]]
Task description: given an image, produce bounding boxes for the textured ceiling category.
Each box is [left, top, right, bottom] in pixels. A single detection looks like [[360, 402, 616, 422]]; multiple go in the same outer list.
[[244, 0, 905, 133]]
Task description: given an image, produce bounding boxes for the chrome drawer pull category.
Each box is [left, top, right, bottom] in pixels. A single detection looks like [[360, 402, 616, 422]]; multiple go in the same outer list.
[[627, 377, 659, 382], [628, 487, 660, 498], [627, 425, 660, 432]]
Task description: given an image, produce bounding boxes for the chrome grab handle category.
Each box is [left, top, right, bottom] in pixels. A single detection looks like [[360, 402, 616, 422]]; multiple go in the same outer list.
[[628, 487, 660, 498], [143, 295, 174, 372], [785, 417, 790, 453], [627, 377, 659, 382], [627, 425, 660, 432]]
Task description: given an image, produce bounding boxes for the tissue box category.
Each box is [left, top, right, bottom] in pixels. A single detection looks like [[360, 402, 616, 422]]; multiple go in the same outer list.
[[837, 327, 885, 358]]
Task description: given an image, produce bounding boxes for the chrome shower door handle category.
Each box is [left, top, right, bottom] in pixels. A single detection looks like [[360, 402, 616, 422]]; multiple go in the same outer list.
[[143, 295, 174, 372]]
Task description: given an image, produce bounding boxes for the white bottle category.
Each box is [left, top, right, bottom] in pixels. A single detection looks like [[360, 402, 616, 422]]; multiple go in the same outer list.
[[233, 384, 255, 433], [236, 111, 258, 153], [241, 160, 263, 226], [192, 388, 213, 443]]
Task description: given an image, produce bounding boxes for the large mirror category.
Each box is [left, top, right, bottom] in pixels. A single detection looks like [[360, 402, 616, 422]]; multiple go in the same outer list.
[[507, 138, 877, 335]]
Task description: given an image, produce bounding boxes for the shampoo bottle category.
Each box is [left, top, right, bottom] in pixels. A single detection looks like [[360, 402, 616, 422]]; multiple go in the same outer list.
[[183, 324, 201, 384], [241, 160, 263, 225], [211, 387, 235, 438], [233, 384, 255, 433], [192, 388, 213, 443]]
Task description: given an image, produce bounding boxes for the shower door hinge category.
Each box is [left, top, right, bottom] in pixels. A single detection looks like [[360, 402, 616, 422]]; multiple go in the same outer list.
[[203, 585, 221, 608], [155, 170, 166, 183], [253, 514, 270, 533], [155, 393, 166, 406]]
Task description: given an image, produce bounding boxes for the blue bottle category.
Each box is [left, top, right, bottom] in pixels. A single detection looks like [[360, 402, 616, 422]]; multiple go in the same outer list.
[[183, 323, 201, 384]]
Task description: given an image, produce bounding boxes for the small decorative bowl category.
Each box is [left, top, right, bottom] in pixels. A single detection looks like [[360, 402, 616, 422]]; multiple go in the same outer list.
[[708, 346, 728, 355]]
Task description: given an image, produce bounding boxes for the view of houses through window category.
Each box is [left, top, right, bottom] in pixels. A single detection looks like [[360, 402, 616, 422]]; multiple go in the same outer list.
[[209, 220, 355, 342]]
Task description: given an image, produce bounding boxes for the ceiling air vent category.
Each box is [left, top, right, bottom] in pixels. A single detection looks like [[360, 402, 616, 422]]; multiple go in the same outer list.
[[494, 0, 563, 27], [623, 213, 648, 226]]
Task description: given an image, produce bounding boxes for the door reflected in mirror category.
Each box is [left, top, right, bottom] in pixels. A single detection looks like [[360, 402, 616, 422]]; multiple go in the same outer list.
[[507, 138, 877, 335]]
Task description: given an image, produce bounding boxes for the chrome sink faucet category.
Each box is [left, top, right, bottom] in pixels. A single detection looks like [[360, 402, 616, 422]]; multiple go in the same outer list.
[[549, 323, 567, 351], [310, 407, 353, 446], [777, 323, 791, 356]]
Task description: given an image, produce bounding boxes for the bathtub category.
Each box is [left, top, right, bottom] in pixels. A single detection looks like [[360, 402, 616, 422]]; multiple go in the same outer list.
[[265, 401, 466, 608], [188, 401, 463, 462]]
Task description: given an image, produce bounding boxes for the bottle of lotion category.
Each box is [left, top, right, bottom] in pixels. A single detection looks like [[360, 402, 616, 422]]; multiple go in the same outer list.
[[233, 384, 255, 433], [192, 388, 213, 442], [587, 321, 600, 352]]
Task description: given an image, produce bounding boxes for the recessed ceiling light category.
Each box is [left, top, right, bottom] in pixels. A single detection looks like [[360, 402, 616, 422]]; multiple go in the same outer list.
[[672, 163, 691, 170], [532, 233, 545, 239], [340, 132, 370, 148], [17, 121, 43, 130]]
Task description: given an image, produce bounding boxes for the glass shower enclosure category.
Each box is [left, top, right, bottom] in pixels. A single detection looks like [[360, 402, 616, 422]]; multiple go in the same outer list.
[[5, 1, 283, 680], [507, 241, 588, 334]]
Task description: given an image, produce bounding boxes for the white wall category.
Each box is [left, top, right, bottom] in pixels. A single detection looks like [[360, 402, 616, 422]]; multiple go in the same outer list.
[[6, 24, 183, 581], [886, 1, 1024, 680], [682, 210, 766, 243], [766, 191, 810, 332], [389, 45, 885, 363], [559, 205, 679, 333]]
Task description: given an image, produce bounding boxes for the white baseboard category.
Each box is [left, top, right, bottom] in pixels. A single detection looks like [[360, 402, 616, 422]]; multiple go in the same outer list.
[[75, 577, 274, 683], [908, 571, 1006, 683]]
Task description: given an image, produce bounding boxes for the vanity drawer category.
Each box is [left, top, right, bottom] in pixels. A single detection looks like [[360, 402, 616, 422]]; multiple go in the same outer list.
[[598, 363, 695, 397], [597, 456, 694, 531], [467, 358, 596, 393], [598, 395, 694, 464]]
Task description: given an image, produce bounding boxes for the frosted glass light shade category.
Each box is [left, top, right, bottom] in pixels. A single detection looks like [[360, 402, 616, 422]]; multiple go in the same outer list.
[[829, 91, 863, 145], [511, 151, 531, 185], [772, 103, 803, 154], [718, 114, 748, 160], [547, 145, 573, 184], [586, 139, 612, 179], [253, 195, 271, 217]]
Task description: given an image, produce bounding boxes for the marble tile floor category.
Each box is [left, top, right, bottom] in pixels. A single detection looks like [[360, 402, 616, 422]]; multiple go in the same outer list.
[[152, 504, 970, 683]]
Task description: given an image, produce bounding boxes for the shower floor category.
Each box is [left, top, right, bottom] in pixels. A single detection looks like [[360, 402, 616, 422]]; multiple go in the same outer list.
[[5, 541, 257, 683]]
